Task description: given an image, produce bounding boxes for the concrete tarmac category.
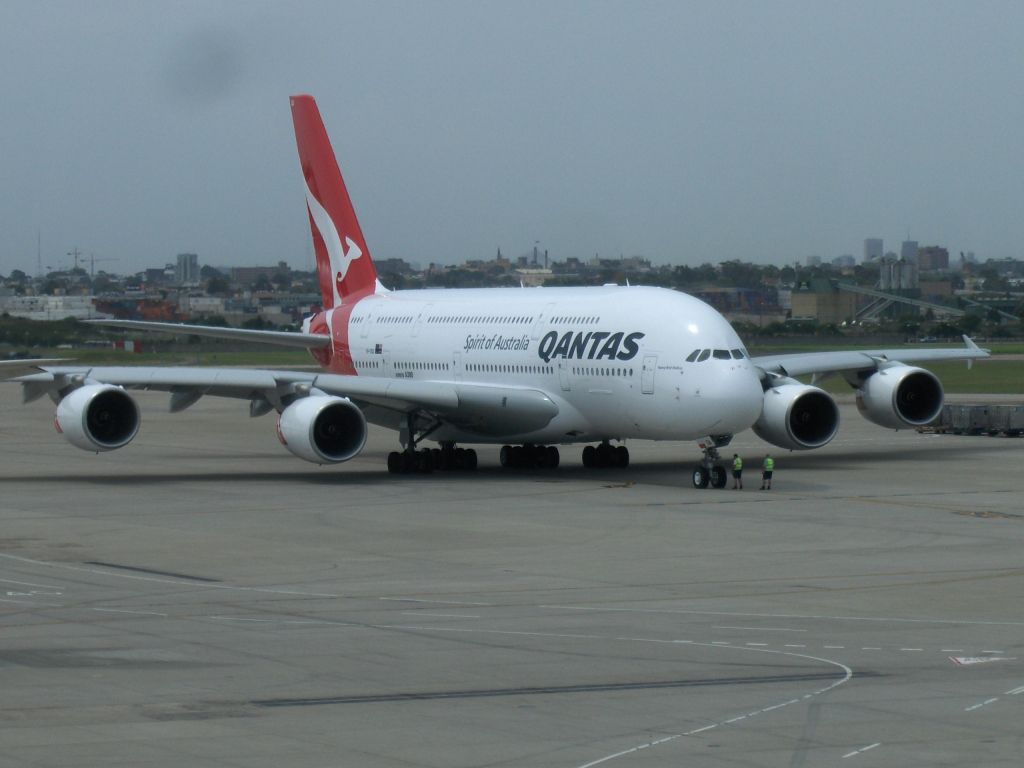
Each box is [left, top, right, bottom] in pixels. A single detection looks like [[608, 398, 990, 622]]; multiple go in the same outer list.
[[1, 387, 1022, 767]]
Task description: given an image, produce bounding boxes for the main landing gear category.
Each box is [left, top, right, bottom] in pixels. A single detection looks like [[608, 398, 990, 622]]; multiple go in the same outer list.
[[582, 441, 629, 469], [387, 413, 477, 474], [499, 444, 560, 469], [691, 436, 730, 489], [387, 442, 477, 474]]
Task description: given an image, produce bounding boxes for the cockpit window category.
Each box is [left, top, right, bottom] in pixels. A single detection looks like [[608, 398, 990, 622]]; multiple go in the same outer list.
[[685, 349, 701, 362], [712, 349, 731, 360], [696, 349, 711, 362], [730, 349, 744, 359]]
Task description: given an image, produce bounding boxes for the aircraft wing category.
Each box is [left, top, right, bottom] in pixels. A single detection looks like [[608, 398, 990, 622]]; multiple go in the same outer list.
[[749, 335, 990, 379], [0, 358, 68, 380], [16, 366, 559, 435], [85, 319, 331, 349]]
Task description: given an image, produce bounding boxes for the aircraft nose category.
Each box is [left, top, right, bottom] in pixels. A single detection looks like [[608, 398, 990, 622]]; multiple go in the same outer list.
[[703, 365, 764, 433]]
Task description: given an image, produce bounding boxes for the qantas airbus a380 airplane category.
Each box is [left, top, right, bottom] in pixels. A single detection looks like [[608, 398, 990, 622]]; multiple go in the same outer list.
[[14, 95, 989, 486]]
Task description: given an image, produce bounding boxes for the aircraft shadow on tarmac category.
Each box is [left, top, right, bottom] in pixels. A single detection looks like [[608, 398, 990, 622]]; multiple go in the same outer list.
[[0, 438, 1006, 486]]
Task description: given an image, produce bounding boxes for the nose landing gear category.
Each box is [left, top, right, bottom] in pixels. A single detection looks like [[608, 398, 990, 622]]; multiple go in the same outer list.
[[692, 435, 731, 489]]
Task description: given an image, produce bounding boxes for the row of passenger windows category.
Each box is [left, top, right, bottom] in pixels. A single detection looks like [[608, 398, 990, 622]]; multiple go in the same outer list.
[[428, 315, 533, 325], [572, 366, 634, 377], [467, 363, 551, 375], [551, 315, 600, 324], [686, 348, 746, 362], [394, 361, 450, 371]]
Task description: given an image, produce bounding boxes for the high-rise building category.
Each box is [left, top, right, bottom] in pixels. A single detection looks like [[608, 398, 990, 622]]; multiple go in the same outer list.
[[900, 240, 918, 263], [863, 238, 883, 263], [175, 253, 199, 284], [918, 246, 949, 271]]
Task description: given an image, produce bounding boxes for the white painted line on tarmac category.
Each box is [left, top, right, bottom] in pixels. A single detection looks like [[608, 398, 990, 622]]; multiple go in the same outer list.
[[964, 697, 999, 712], [745, 642, 768, 647], [575, 735, 682, 768], [941, 649, 965, 653], [0, 554, 338, 597], [0, 578, 64, 590], [381, 597, 491, 606], [714, 625, 807, 632], [982, 650, 1005, 654], [92, 608, 168, 617], [400, 612, 480, 619], [862, 647, 882, 650], [842, 742, 881, 759], [538, 603, 1024, 627], [900, 648, 924, 652], [784, 644, 806, 648], [1005, 685, 1024, 696], [824, 645, 845, 649]]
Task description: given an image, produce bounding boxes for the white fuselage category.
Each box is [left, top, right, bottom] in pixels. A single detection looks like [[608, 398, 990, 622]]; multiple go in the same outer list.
[[339, 285, 764, 445]]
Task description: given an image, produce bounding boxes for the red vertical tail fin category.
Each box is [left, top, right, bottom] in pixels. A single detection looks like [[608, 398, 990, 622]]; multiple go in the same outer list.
[[290, 94, 380, 308]]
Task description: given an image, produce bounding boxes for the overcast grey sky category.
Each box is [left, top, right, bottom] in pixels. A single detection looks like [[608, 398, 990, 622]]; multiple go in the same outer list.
[[2, 1, 1022, 276]]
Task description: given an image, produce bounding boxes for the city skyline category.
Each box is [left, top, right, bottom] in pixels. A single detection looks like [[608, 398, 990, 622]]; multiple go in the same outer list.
[[2, 2, 1022, 275]]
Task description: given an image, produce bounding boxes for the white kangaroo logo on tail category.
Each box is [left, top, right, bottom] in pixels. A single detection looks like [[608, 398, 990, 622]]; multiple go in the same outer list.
[[304, 180, 363, 306]]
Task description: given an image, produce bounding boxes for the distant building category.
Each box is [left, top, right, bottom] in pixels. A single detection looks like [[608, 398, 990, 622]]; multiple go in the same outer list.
[[863, 238, 883, 263], [918, 246, 950, 272], [832, 254, 856, 268], [900, 240, 918, 263], [175, 253, 199, 285], [805, 255, 822, 267], [790, 279, 859, 323]]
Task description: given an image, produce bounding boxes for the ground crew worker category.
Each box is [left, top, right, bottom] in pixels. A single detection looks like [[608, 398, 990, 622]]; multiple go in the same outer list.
[[761, 453, 774, 490], [732, 453, 743, 489]]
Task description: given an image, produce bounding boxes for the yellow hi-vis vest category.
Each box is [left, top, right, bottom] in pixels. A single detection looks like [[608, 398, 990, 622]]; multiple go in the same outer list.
[[764, 456, 775, 471], [733, 456, 743, 471]]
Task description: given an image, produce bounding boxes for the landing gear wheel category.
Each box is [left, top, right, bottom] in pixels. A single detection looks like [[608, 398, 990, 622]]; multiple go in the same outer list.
[[387, 451, 402, 474], [710, 465, 727, 488], [546, 446, 560, 469], [615, 446, 630, 468], [582, 445, 596, 468], [692, 466, 710, 488], [499, 445, 512, 467]]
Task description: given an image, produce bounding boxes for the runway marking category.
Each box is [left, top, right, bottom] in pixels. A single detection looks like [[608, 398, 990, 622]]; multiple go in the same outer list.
[[400, 612, 480, 619], [714, 626, 807, 632], [862, 647, 881, 650], [981, 650, 1005, 654], [541, 603, 1024, 627], [842, 742, 881, 759], [576, 735, 682, 767], [824, 645, 845, 649], [381, 597, 492, 606], [0, 578, 64, 590], [92, 608, 168, 617], [900, 648, 923, 652], [965, 697, 999, 711], [784, 644, 806, 648], [567, 639, 853, 768], [0, 553, 339, 597], [745, 643, 768, 647], [1005, 685, 1024, 695]]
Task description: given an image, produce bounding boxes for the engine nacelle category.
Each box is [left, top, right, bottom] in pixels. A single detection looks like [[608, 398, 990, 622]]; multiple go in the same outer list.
[[55, 384, 141, 452], [753, 383, 839, 450], [856, 364, 943, 429], [276, 396, 367, 464]]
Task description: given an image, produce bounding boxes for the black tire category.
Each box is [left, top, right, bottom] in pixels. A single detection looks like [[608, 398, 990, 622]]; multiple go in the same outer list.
[[546, 446, 560, 469], [710, 465, 727, 488], [464, 448, 478, 471], [387, 451, 402, 474], [499, 445, 512, 467], [615, 445, 629, 468], [692, 466, 709, 488], [582, 445, 596, 468], [596, 444, 612, 468]]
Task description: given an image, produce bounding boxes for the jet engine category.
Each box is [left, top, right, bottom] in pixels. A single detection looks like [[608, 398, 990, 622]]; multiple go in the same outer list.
[[753, 382, 839, 450], [276, 395, 367, 464], [55, 384, 141, 452], [856, 364, 943, 429]]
